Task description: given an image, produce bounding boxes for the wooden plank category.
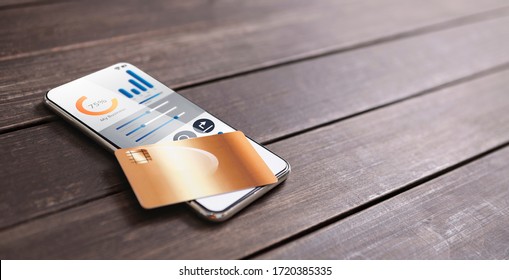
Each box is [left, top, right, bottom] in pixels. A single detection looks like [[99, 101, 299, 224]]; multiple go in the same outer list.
[[257, 147, 509, 259], [3, 15, 509, 228], [0, 0, 296, 57], [0, 0, 51, 9], [2, 67, 509, 259], [181, 15, 509, 144], [2, 0, 509, 132], [3, 0, 507, 57]]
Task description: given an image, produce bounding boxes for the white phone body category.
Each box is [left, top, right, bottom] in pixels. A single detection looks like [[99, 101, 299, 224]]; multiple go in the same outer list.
[[44, 63, 290, 222]]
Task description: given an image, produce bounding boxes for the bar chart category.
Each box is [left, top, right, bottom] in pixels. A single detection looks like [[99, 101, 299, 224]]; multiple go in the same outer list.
[[118, 70, 154, 98], [96, 66, 206, 147]]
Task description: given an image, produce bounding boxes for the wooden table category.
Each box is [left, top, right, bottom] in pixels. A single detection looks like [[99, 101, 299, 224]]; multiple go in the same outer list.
[[1, 0, 508, 259]]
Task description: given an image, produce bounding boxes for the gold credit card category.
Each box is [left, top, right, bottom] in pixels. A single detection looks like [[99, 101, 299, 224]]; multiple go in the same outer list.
[[115, 131, 277, 208]]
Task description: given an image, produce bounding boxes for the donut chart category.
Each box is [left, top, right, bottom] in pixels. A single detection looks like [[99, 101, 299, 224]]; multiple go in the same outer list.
[[76, 96, 118, 116]]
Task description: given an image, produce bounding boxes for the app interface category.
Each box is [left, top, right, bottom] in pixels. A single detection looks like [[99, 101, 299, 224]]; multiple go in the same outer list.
[[49, 64, 234, 148]]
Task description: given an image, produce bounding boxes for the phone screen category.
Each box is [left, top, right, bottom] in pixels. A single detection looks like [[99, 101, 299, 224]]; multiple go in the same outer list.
[[46, 63, 288, 212]]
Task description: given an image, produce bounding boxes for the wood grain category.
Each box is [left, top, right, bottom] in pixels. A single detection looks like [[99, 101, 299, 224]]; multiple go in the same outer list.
[[0, 0, 51, 10], [257, 147, 509, 259], [0, 0, 296, 57], [3, 16, 509, 228], [2, 67, 509, 259], [2, 0, 509, 132], [180, 15, 509, 144]]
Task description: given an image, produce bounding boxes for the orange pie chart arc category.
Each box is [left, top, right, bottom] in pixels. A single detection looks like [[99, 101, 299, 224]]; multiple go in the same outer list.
[[76, 96, 118, 116]]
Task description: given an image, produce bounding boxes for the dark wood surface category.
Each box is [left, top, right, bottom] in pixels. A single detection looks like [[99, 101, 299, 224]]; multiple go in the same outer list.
[[1, 0, 509, 259], [4, 13, 509, 229], [258, 146, 509, 259], [3, 0, 509, 132]]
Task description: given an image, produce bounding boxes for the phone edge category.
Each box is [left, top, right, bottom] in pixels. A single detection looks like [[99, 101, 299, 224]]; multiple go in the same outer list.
[[188, 163, 290, 222]]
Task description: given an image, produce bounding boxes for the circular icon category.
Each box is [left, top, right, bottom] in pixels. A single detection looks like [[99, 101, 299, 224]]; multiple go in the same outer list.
[[173, 130, 197, 141], [75, 96, 118, 116], [193, 118, 215, 133]]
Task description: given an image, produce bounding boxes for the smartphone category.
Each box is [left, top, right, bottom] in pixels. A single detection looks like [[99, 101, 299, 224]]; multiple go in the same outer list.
[[44, 63, 290, 222]]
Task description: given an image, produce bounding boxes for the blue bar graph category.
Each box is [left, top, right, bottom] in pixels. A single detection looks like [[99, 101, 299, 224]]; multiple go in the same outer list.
[[127, 70, 153, 88], [118, 70, 155, 99], [118, 89, 133, 98], [129, 79, 147, 91]]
